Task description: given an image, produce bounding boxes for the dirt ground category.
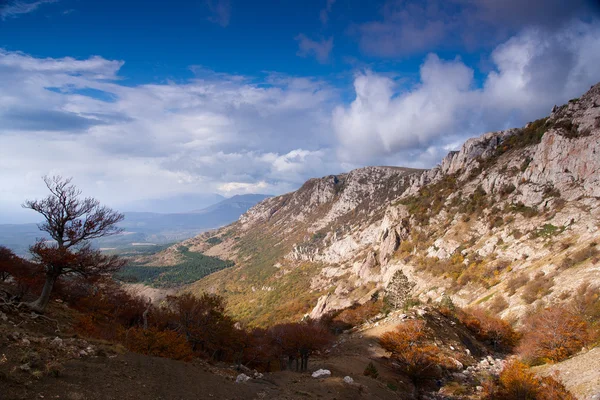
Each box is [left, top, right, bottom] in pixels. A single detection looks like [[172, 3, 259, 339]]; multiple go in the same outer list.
[[1, 294, 408, 400]]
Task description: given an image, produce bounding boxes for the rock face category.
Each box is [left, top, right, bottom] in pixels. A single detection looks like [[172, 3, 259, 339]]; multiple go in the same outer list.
[[183, 82, 600, 324]]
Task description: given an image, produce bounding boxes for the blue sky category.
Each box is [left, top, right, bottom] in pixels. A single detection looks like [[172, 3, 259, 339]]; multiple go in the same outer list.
[[1, 0, 600, 222]]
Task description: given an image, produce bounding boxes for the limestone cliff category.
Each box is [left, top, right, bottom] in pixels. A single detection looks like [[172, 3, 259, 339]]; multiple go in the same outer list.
[[178, 83, 600, 326]]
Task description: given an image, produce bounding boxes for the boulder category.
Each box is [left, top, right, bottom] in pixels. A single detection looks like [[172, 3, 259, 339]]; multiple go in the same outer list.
[[343, 376, 354, 384], [235, 373, 251, 383], [312, 369, 331, 378]]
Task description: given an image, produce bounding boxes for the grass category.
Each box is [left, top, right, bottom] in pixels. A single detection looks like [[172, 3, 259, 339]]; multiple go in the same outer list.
[[529, 224, 564, 239]]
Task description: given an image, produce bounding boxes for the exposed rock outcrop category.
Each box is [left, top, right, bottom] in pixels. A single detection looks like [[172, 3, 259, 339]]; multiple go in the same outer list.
[[183, 82, 600, 324]]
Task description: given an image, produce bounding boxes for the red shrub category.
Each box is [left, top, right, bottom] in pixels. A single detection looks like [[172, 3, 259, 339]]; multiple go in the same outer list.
[[458, 307, 519, 351], [483, 360, 575, 400], [121, 327, 193, 361], [380, 320, 453, 384], [518, 306, 589, 364]]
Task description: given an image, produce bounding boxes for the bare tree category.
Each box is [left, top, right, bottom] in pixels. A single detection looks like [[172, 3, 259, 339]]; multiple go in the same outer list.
[[23, 176, 126, 312]]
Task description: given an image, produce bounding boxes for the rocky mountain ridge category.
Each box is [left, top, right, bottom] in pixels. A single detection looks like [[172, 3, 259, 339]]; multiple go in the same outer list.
[[176, 83, 600, 327]]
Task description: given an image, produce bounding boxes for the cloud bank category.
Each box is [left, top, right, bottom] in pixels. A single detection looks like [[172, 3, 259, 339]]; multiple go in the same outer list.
[[1, 20, 600, 221], [334, 22, 600, 164]]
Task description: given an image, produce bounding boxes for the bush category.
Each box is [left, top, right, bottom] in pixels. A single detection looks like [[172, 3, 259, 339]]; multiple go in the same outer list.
[[122, 327, 193, 361], [518, 306, 590, 364], [363, 362, 379, 379], [559, 243, 599, 270], [506, 273, 529, 296], [484, 360, 575, 400], [570, 281, 600, 325], [380, 320, 454, 384], [489, 295, 509, 314], [0, 246, 44, 299], [458, 308, 519, 351], [333, 300, 383, 328], [521, 272, 554, 304]]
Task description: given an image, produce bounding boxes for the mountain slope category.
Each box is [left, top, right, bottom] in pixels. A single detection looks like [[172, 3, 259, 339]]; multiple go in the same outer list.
[[177, 83, 600, 327]]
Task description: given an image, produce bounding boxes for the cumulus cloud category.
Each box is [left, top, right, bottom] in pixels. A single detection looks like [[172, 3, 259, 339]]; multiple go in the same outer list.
[[0, 0, 58, 20], [334, 22, 600, 164], [295, 34, 334, 64], [2, 20, 600, 221], [0, 49, 341, 220]]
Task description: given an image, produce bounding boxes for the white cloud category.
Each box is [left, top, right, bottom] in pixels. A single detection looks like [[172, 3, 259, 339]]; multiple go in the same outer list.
[[0, 0, 58, 20], [2, 20, 600, 221], [295, 34, 334, 64], [334, 22, 600, 164], [0, 49, 341, 219]]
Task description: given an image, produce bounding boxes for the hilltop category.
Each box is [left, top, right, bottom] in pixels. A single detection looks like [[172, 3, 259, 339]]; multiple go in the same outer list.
[[169, 82, 600, 327]]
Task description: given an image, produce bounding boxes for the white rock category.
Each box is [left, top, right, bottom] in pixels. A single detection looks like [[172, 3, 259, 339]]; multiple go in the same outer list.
[[50, 337, 63, 348], [343, 376, 354, 384], [236, 373, 251, 383], [312, 369, 331, 378]]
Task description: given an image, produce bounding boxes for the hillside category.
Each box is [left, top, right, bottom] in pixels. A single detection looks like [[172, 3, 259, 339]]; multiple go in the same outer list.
[[167, 83, 600, 327]]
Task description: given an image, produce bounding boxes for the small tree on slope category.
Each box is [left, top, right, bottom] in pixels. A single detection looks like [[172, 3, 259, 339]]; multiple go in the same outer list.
[[385, 269, 416, 310], [23, 176, 125, 312]]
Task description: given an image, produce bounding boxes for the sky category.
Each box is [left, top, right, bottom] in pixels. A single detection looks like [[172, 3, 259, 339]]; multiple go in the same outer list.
[[1, 0, 600, 222]]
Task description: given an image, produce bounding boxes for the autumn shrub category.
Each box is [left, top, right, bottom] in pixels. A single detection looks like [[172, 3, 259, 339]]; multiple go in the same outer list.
[[518, 306, 590, 364], [0, 246, 44, 299], [570, 281, 600, 327], [559, 243, 599, 270], [380, 320, 454, 384], [162, 293, 239, 361], [521, 272, 554, 304], [334, 299, 383, 327], [488, 295, 509, 314], [483, 360, 575, 400], [458, 308, 519, 352], [506, 273, 529, 296], [70, 281, 148, 341], [121, 327, 193, 361], [268, 321, 334, 372]]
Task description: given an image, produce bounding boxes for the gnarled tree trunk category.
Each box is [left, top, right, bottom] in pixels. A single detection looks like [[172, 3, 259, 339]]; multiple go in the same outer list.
[[27, 274, 57, 313]]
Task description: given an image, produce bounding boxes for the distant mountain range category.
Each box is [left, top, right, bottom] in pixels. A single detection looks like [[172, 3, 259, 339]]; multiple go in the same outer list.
[[0, 194, 271, 256]]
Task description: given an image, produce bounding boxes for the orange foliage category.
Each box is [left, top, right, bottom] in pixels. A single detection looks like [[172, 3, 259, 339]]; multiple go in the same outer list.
[[335, 300, 383, 327], [458, 307, 519, 351], [121, 327, 193, 361], [518, 306, 589, 364], [268, 321, 334, 371], [162, 293, 239, 361], [483, 360, 575, 400], [0, 245, 44, 298], [379, 320, 453, 383]]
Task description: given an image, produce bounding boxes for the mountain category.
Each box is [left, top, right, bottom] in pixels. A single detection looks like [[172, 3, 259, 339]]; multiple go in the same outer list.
[[0, 194, 271, 256], [119, 193, 225, 214], [154, 83, 600, 328]]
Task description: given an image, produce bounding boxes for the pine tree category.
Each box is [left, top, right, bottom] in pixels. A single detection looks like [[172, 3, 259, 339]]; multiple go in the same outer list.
[[385, 269, 415, 310]]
